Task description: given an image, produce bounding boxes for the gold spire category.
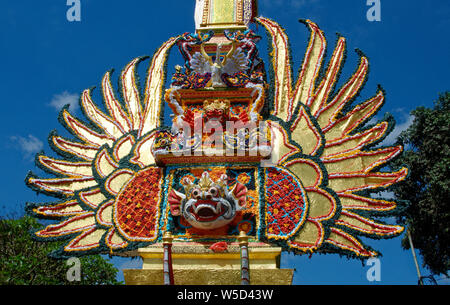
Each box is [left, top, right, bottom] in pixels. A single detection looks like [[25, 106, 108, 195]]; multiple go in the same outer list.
[[195, 0, 258, 32]]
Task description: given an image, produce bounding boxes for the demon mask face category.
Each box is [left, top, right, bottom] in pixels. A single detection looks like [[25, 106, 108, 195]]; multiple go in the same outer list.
[[168, 171, 247, 230], [203, 99, 231, 126]]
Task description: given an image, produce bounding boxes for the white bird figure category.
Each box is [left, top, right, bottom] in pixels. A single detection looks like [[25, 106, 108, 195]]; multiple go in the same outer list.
[[190, 42, 249, 88]]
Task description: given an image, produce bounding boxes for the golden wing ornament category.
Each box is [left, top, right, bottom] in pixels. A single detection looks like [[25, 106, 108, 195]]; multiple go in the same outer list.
[[257, 17, 407, 257], [26, 37, 179, 256]]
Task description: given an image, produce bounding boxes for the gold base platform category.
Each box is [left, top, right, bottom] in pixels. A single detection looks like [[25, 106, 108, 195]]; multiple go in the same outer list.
[[123, 242, 294, 285]]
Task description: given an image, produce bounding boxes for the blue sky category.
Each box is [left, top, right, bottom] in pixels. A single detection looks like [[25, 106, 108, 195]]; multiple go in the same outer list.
[[0, 0, 449, 285]]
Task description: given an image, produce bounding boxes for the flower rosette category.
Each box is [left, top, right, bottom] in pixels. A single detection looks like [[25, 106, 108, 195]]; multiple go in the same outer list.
[[265, 166, 308, 240]]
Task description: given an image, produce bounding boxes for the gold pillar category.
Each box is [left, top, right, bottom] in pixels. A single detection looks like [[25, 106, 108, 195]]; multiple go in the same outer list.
[[195, 0, 257, 33], [123, 242, 293, 285]]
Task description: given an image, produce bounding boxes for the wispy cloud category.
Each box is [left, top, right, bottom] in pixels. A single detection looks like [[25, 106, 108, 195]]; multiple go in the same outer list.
[[382, 113, 415, 146], [10, 134, 44, 161], [49, 91, 79, 111], [368, 109, 415, 146]]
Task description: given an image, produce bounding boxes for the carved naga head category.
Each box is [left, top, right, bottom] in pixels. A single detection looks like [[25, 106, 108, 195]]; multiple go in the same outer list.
[[168, 172, 247, 230]]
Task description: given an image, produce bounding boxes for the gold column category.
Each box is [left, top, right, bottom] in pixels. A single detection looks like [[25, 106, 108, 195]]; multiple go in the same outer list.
[[196, 0, 251, 33]]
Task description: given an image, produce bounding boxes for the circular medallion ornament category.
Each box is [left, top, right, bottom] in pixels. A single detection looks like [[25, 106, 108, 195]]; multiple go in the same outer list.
[[265, 167, 308, 240]]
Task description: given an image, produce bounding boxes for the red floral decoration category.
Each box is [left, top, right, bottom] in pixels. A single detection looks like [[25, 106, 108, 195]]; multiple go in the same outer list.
[[265, 167, 306, 238], [115, 167, 163, 241]]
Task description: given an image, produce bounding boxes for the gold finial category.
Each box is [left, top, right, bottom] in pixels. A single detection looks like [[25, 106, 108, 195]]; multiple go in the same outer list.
[[163, 231, 173, 244], [238, 230, 249, 246]]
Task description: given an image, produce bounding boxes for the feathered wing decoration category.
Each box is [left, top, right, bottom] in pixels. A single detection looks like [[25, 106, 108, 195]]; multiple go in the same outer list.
[[257, 17, 407, 257], [190, 52, 212, 74], [221, 47, 249, 75], [26, 36, 179, 257]]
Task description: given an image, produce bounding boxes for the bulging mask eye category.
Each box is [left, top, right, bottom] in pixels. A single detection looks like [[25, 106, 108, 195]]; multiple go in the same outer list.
[[192, 189, 201, 199], [209, 187, 218, 197]]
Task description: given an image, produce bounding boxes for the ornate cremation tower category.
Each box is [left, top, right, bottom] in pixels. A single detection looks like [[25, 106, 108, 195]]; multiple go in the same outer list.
[[26, 0, 408, 288], [123, 0, 294, 285]]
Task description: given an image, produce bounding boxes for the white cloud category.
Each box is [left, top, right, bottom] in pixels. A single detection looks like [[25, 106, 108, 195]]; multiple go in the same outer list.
[[49, 91, 79, 111], [10, 134, 44, 161], [367, 109, 415, 146], [382, 113, 415, 146]]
